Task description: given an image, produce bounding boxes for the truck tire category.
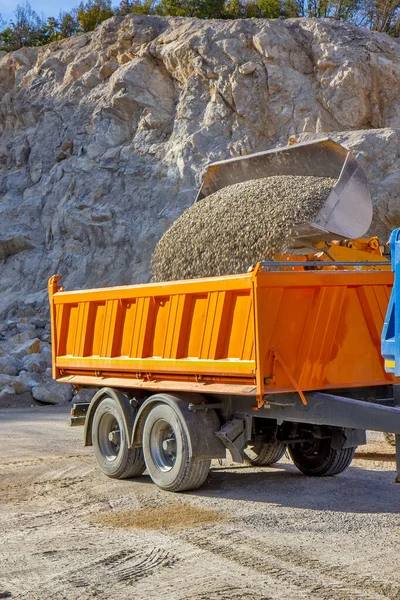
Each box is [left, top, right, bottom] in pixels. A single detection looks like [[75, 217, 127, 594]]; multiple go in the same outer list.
[[288, 438, 355, 476], [384, 432, 396, 447], [142, 403, 210, 492], [244, 441, 285, 466], [92, 397, 145, 479]]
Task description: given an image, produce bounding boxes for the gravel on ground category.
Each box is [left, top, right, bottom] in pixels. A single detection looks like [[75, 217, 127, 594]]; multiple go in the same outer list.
[[1, 407, 399, 600]]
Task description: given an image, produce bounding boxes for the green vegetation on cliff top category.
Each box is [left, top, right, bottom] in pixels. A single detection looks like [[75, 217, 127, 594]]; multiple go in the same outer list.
[[0, 0, 398, 54]]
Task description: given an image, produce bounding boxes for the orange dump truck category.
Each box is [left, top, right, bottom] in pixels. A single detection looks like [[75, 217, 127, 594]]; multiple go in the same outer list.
[[49, 140, 400, 491]]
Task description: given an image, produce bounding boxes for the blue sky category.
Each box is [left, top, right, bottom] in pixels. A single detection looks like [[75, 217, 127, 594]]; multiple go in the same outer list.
[[0, 0, 80, 21]]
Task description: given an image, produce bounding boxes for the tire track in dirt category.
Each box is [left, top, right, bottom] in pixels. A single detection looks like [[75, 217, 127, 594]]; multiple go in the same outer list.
[[255, 536, 400, 600], [0, 460, 96, 505], [0, 455, 92, 468], [116, 547, 177, 581], [66, 547, 178, 589], [176, 529, 312, 600], [179, 527, 393, 600], [181, 586, 272, 600], [13, 546, 179, 599]]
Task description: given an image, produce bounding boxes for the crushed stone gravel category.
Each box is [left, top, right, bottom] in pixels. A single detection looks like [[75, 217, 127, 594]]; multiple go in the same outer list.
[[151, 175, 336, 281], [92, 504, 223, 530]]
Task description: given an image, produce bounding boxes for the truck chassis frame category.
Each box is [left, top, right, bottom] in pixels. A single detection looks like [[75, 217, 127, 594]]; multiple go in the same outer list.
[[71, 383, 400, 489]]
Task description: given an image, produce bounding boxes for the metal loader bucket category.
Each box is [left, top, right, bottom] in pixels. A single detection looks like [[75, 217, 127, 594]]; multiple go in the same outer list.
[[196, 139, 372, 250]]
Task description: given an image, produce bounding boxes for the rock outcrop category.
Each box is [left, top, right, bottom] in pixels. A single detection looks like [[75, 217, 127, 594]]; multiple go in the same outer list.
[[0, 15, 399, 403]]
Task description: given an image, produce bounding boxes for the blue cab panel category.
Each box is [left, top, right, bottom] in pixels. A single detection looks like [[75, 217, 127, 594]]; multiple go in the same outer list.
[[382, 229, 400, 374]]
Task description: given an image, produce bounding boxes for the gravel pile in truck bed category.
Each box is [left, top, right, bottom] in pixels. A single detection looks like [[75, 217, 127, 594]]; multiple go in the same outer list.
[[151, 175, 336, 282]]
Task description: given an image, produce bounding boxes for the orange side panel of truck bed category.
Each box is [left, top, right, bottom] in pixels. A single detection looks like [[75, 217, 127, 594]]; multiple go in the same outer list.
[[49, 268, 397, 405]]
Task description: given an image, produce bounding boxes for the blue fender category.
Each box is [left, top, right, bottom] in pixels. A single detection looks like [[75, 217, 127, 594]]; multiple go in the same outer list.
[[382, 229, 400, 375]]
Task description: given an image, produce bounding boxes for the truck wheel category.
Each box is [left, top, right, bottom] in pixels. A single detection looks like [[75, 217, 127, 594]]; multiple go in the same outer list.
[[384, 432, 396, 447], [92, 397, 145, 479], [244, 441, 285, 466], [288, 438, 355, 476], [142, 403, 210, 492]]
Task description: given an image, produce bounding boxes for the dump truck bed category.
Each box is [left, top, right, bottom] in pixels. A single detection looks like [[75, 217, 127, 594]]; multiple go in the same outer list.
[[49, 268, 396, 406]]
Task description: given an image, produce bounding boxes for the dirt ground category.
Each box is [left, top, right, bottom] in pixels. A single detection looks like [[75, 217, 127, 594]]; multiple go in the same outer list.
[[1, 407, 400, 600]]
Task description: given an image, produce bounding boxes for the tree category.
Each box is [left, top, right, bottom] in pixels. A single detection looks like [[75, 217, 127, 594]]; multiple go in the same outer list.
[[360, 0, 400, 32], [331, 0, 361, 20], [157, 0, 226, 17], [193, 0, 226, 18], [37, 17, 62, 43], [58, 10, 80, 37], [156, 0, 191, 16], [224, 0, 246, 17], [76, 0, 114, 32], [281, 0, 307, 16], [0, 0, 399, 53], [244, 0, 281, 17], [0, 2, 47, 51], [117, 0, 155, 14]]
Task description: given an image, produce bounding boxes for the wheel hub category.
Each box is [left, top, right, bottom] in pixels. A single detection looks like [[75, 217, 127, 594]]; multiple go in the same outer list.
[[98, 414, 121, 461], [162, 437, 176, 453], [108, 430, 120, 444], [150, 420, 177, 472]]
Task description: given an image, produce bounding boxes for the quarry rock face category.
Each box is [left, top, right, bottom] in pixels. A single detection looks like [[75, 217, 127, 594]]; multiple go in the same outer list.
[[0, 16, 399, 401], [0, 16, 400, 318]]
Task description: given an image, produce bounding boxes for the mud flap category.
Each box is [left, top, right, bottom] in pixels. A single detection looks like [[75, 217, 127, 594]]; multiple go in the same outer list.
[[215, 417, 252, 463], [331, 428, 366, 450]]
